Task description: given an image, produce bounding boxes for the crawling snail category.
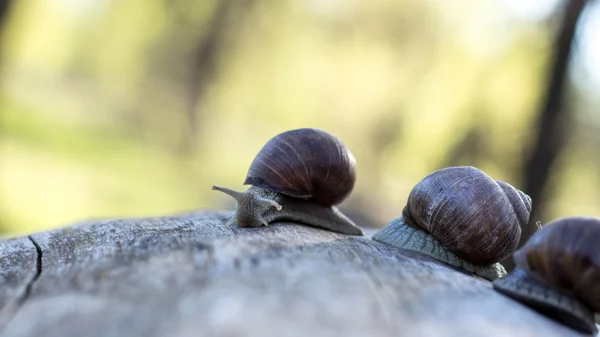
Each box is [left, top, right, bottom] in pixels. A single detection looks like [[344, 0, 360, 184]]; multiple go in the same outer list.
[[212, 128, 364, 235], [372, 166, 532, 281], [493, 217, 600, 335]]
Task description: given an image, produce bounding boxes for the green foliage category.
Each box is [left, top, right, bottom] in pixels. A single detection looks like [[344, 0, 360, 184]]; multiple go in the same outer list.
[[0, 0, 598, 235]]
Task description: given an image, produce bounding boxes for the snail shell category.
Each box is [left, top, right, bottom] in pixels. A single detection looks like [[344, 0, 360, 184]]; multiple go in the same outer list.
[[493, 217, 600, 334], [212, 128, 363, 235], [404, 166, 531, 265], [244, 128, 356, 206], [373, 166, 532, 280]]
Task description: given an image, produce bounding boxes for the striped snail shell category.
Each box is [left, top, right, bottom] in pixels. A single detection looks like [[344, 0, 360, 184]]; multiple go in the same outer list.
[[244, 127, 356, 206], [373, 166, 532, 281]]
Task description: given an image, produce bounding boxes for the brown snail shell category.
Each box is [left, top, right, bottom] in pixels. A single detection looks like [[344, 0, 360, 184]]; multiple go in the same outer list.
[[493, 217, 600, 334], [404, 166, 531, 265], [244, 128, 356, 206], [212, 128, 363, 235], [373, 166, 531, 280]]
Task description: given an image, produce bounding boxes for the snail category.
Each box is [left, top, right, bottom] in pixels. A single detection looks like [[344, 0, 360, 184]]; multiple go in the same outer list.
[[493, 217, 600, 335], [212, 128, 364, 236], [372, 166, 532, 281]]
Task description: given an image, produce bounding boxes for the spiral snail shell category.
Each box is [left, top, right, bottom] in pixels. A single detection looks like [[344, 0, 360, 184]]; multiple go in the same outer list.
[[212, 128, 363, 235], [493, 217, 600, 334], [372, 166, 532, 281]]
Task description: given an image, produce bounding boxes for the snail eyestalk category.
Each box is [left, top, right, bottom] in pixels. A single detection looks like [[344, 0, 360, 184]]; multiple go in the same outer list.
[[211, 186, 245, 202], [212, 185, 282, 228], [255, 197, 283, 211], [224, 216, 236, 228], [212, 185, 282, 212]]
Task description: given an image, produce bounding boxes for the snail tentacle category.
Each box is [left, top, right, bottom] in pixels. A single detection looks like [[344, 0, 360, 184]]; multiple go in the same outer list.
[[256, 213, 269, 227], [255, 197, 282, 211], [212, 186, 245, 202], [224, 216, 236, 228]]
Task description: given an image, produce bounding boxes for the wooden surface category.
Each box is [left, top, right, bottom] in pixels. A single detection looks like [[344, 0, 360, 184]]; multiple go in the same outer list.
[[0, 210, 597, 337]]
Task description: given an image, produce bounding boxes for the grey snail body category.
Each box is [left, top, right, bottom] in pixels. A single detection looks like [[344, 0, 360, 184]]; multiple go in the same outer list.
[[372, 166, 532, 281], [493, 217, 600, 335], [212, 128, 363, 236]]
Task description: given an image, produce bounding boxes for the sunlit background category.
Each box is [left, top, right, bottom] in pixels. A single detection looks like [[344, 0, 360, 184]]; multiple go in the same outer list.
[[0, 0, 599, 237]]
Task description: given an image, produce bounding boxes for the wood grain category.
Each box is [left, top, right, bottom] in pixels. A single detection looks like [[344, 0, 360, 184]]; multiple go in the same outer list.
[[0, 211, 597, 337]]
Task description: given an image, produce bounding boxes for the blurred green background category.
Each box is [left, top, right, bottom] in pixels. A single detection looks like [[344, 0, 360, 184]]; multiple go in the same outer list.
[[0, 0, 599, 237]]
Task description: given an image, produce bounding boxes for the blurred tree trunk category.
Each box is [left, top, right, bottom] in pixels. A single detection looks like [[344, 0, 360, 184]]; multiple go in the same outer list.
[[0, 0, 13, 233], [440, 106, 489, 169], [0, 0, 13, 65], [503, 0, 590, 270], [0, 1, 11, 30], [178, 0, 256, 155], [0, 0, 11, 26]]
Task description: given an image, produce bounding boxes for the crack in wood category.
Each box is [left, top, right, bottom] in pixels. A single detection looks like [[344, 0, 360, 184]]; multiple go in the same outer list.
[[24, 236, 43, 299], [0, 236, 43, 335]]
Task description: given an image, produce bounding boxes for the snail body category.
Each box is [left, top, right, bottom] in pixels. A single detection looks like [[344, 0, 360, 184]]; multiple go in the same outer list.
[[212, 128, 363, 236], [372, 166, 532, 281], [493, 217, 600, 334]]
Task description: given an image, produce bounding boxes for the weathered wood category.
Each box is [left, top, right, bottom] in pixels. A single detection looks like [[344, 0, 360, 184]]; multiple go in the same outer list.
[[0, 237, 38, 328], [0, 211, 597, 337]]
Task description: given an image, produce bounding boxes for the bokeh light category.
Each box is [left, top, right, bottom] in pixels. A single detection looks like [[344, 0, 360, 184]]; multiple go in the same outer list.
[[0, 0, 598, 237]]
